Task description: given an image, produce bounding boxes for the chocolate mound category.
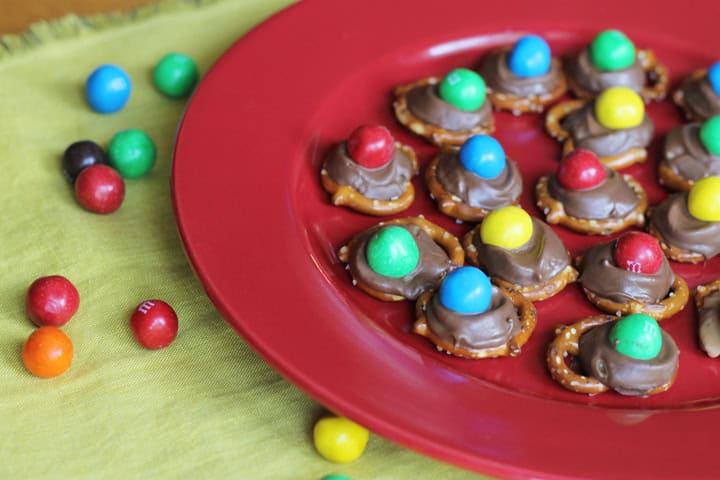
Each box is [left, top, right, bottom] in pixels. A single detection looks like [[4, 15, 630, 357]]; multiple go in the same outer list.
[[479, 49, 563, 97], [650, 193, 720, 260], [567, 48, 646, 96], [406, 84, 493, 131], [663, 124, 720, 182]]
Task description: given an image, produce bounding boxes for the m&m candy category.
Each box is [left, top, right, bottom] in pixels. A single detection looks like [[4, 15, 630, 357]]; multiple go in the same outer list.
[[458, 135, 506, 179], [85, 64, 132, 113], [62, 140, 107, 183], [74, 164, 125, 214], [609, 313, 662, 360], [130, 300, 179, 350], [594, 87, 644, 129], [700, 115, 720, 156], [439, 266, 492, 315], [613, 232, 663, 275], [313, 416, 369, 463], [556, 149, 606, 191], [480, 206, 533, 250], [508, 35, 551, 78], [108, 129, 157, 178], [321, 475, 351, 480], [439, 68, 487, 111], [22, 326, 74, 378], [589, 30, 636, 72], [346, 125, 395, 169], [688, 176, 720, 222], [153, 53, 199, 98], [366, 226, 419, 277], [26, 275, 80, 327], [708, 61, 720, 96]]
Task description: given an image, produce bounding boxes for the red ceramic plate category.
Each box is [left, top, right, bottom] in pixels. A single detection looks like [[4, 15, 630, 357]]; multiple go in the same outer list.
[[172, 1, 720, 478]]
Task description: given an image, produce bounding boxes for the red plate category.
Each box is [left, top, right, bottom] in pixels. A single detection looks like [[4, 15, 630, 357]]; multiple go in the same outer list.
[[172, 1, 720, 478]]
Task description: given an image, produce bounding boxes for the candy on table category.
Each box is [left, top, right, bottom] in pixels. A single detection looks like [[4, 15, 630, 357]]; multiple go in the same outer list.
[[62, 140, 107, 183], [458, 134, 506, 179], [594, 86, 644, 129], [688, 176, 720, 222], [130, 299, 179, 350], [153, 52, 199, 98], [556, 148, 607, 191], [438, 67, 487, 111], [366, 225, 419, 277], [26, 275, 80, 327], [313, 415, 369, 463], [438, 266, 492, 315], [85, 64, 132, 114], [346, 125, 394, 169], [22, 326, 74, 378], [613, 232, 663, 275], [508, 34, 551, 78], [480, 205, 533, 250], [74, 164, 125, 214], [108, 129, 157, 178], [589, 29, 636, 72], [320, 475, 351, 480], [700, 115, 720, 156]]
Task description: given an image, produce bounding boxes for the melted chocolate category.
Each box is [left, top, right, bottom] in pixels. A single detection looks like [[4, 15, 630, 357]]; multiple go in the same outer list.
[[547, 168, 639, 220], [579, 322, 678, 396], [425, 287, 520, 351], [678, 75, 720, 121], [479, 49, 563, 97], [561, 102, 654, 157], [698, 290, 720, 358], [435, 151, 522, 209], [663, 124, 720, 181], [650, 193, 720, 259], [348, 224, 454, 299], [324, 142, 415, 200], [578, 241, 674, 303], [567, 48, 646, 95], [468, 218, 570, 287], [406, 84, 493, 131]]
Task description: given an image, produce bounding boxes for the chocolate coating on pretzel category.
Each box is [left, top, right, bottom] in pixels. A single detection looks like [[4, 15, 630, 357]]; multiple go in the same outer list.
[[405, 83, 493, 131], [566, 48, 646, 96], [660, 124, 720, 190], [695, 280, 720, 358], [673, 70, 720, 122]]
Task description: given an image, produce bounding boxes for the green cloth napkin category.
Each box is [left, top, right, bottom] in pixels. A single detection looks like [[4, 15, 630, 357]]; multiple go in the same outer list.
[[0, 1, 490, 478]]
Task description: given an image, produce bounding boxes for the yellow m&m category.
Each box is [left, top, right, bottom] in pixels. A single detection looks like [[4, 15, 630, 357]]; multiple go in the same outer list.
[[594, 87, 644, 129], [480, 206, 533, 250], [688, 176, 720, 222], [313, 416, 369, 463]]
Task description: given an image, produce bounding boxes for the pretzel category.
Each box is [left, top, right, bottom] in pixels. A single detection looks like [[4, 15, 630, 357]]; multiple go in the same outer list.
[[646, 215, 705, 264], [695, 279, 720, 358], [657, 158, 694, 192], [462, 230, 578, 302], [485, 55, 568, 114], [566, 49, 668, 103], [574, 251, 689, 320], [547, 315, 676, 395], [672, 69, 709, 122], [393, 77, 495, 148], [337, 216, 465, 302], [425, 154, 519, 222], [535, 174, 647, 235], [320, 142, 418, 216], [695, 279, 720, 310], [545, 98, 648, 170], [413, 286, 536, 359]]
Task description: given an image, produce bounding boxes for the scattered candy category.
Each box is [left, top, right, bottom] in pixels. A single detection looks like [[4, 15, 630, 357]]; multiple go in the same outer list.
[[458, 135, 506, 179], [700, 115, 720, 156], [688, 176, 720, 221], [556, 149, 606, 190], [346, 125, 395, 169], [708, 61, 720, 96], [26, 275, 80, 327], [594, 87, 644, 129], [153, 52, 199, 98], [613, 232, 663, 274], [589, 30, 636, 72], [74, 164, 125, 214], [62, 140, 107, 183], [438, 68, 486, 111], [85, 64, 132, 114], [22, 326, 74, 378], [439, 266, 492, 314], [366, 226, 419, 277], [108, 129, 157, 178], [480, 206, 533, 250], [130, 300, 179, 349], [313, 416, 369, 463], [508, 34, 551, 78], [609, 313, 662, 360]]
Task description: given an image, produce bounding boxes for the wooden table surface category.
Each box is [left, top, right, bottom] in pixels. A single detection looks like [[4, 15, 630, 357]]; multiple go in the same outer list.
[[1, 0, 156, 34]]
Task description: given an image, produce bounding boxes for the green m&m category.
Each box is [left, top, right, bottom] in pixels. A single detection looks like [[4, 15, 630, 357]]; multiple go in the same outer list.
[[438, 68, 486, 111], [366, 226, 419, 277], [108, 129, 156, 178], [153, 53, 199, 98], [700, 115, 720, 156], [609, 313, 662, 360], [589, 30, 636, 72]]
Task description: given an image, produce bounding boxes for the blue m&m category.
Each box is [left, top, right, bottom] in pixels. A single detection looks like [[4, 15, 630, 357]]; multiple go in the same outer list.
[[439, 266, 493, 315], [459, 135, 506, 179], [85, 65, 132, 114], [708, 61, 720, 96], [508, 35, 551, 78]]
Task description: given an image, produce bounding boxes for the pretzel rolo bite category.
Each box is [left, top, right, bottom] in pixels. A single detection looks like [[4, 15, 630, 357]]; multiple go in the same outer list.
[[657, 158, 694, 192], [320, 142, 418, 216], [337, 216, 464, 302], [393, 77, 495, 148], [646, 216, 706, 264], [535, 174, 647, 235], [413, 286, 536, 359], [672, 69, 708, 122]]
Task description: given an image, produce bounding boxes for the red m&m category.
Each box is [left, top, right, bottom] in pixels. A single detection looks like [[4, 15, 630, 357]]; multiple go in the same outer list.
[[26, 275, 80, 327], [74, 164, 125, 214], [557, 149, 606, 191], [130, 299, 178, 349], [347, 125, 395, 169], [613, 232, 663, 274]]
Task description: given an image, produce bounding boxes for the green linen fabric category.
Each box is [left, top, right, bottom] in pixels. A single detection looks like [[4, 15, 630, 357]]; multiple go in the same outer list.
[[0, 1, 489, 479]]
